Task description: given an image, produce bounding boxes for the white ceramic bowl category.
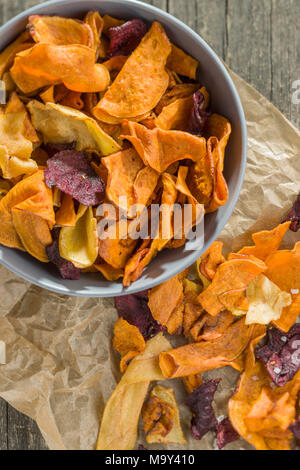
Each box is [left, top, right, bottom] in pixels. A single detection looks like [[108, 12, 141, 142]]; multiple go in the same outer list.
[[0, 0, 247, 297]]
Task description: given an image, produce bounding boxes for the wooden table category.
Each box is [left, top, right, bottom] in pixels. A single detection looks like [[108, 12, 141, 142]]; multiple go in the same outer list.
[[0, 0, 299, 450]]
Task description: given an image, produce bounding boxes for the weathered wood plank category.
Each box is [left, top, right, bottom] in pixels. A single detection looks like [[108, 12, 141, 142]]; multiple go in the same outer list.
[[226, 0, 273, 101], [0, 398, 7, 450], [270, 0, 300, 128], [169, 0, 226, 60], [7, 404, 48, 450]]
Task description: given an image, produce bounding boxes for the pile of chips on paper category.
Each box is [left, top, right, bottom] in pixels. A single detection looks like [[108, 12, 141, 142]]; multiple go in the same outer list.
[[0, 12, 232, 285], [97, 220, 300, 450]]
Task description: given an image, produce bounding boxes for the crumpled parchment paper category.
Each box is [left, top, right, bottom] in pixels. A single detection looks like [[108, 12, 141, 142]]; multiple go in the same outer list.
[[0, 70, 299, 450]]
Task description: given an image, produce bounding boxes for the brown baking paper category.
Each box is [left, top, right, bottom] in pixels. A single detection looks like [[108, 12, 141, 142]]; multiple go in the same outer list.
[[0, 70, 299, 450]]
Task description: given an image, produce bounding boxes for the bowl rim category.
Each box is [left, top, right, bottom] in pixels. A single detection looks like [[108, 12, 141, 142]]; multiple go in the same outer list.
[[0, 0, 247, 297]]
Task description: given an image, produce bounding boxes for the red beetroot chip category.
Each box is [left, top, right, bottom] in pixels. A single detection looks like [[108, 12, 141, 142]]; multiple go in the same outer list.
[[284, 194, 300, 232], [186, 379, 221, 441], [187, 90, 210, 137], [216, 418, 239, 450], [290, 418, 300, 440], [108, 19, 147, 57], [256, 325, 300, 387], [44, 150, 105, 206], [114, 292, 164, 341], [46, 230, 80, 280]]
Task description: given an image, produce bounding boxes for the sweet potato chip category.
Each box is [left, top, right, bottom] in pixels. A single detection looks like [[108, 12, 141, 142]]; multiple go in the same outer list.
[[265, 242, 300, 332], [192, 310, 235, 342], [205, 137, 229, 213], [84, 11, 105, 60], [27, 101, 120, 155], [133, 166, 160, 209], [121, 121, 207, 173], [102, 148, 144, 216], [0, 170, 54, 249], [93, 22, 171, 120], [183, 374, 203, 394], [96, 333, 171, 450], [142, 385, 186, 444], [159, 320, 264, 378], [238, 222, 291, 261], [155, 83, 200, 115], [11, 209, 52, 262], [198, 241, 225, 281], [205, 114, 231, 170], [55, 193, 76, 227], [59, 205, 98, 268], [148, 274, 184, 327], [0, 145, 37, 179], [102, 55, 128, 72], [229, 333, 300, 450], [167, 44, 199, 80], [98, 220, 138, 270], [155, 95, 194, 131], [0, 32, 32, 79], [11, 43, 110, 93], [243, 274, 292, 325], [27, 15, 94, 47], [113, 317, 146, 372], [198, 257, 267, 316], [94, 263, 123, 281]]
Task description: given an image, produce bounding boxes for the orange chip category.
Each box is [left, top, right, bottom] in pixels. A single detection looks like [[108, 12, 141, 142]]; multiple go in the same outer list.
[[191, 309, 235, 342], [121, 121, 206, 173], [228, 329, 299, 450], [0, 170, 54, 250], [102, 15, 125, 35], [205, 114, 231, 171], [55, 193, 76, 227], [27, 15, 94, 47], [159, 319, 265, 378], [11, 209, 52, 262], [123, 240, 151, 288], [102, 148, 145, 217], [133, 166, 160, 209], [205, 137, 229, 213], [93, 22, 171, 120], [10, 44, 110, 94], [57, 89, 84, 110], [182, 374, 203, 394], [98, 220, 138, 270], [84, 11, 105, 59], [102, 55, 128, 73], [155, 83, 200, 115], [155, 95, 193, 131], [0, 31, 33, 79], [198, 241, 225, 281], [197, 257, 267, 316], [148, 274, 184, 328], [265, 241, 300, 332], [239, 222, 291, 261], [113, 317, 146, 372], [167, 44, 199, 80], [94, 263, 124, 281]]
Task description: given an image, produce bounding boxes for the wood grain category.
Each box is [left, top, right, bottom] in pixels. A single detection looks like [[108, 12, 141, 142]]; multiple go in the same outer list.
[[0, 0, 299, 450]]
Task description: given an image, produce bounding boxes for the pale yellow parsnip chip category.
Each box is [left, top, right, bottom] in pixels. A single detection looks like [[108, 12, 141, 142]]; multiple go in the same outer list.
[[0, 145, 37, 179], [96, 333, 171, 450], [27, 101, 120, 155], [93, 22, 172, 120], [59, 205, 98, 268], [10, 43, 110, 94]]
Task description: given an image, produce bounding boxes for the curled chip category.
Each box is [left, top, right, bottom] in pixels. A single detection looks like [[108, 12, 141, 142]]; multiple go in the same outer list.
[[159, 320, 265, 379], [113, 317, 146, 372], [205, 137, 229, 213], [216, 417, 240, 450], [198, 256, 267, 317], [27, 101, 120, 155], [44, 150, 105, 206], [155, 95, 194, 131], [108, 19, 147, 57], [187, 90, 210, 136], [284, 194, 300, 232], [121, 121, 207, 173], [142, 385, 186, 444], [55, 193, 76, 227], [84, 11, 105, 60], [0, 31, 32, 79], [93, 22, 172, 120], [183, 374, 203, 394], [238, 222, 291, 261], [167, 44, 199, 80], [46, 229, 80, 280], [115, 291, 164, 341], [155, 83, 200, 115], [59, 205, 98, 269], [186, 379, 221, 440], [97, 334, 171, 450], [27, 15, 94, 47], [0, 170, 54, 250], [10, 43, 110, 94], [255, 324, 300, 387], [198, 241, 225, 281]]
